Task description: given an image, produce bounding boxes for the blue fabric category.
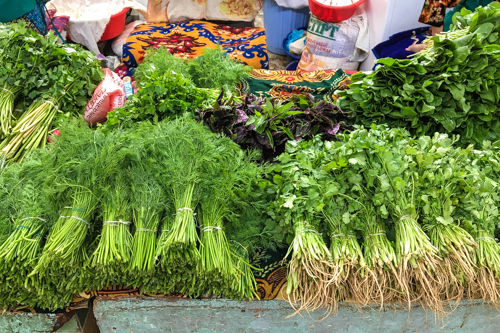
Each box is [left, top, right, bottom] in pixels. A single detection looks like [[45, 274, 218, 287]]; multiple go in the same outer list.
[[372, 27, 430, 66], [22, 1, 47, 34], [285, 29, 305, 52]]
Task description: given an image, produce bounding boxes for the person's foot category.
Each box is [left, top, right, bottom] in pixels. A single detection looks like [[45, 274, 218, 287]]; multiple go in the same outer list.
[[405, 42, 427, 53]]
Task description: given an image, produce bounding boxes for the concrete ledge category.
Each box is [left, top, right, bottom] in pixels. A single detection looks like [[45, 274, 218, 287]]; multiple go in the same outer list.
[[0, 313, 58, 333], [94, 297, 500, 333]]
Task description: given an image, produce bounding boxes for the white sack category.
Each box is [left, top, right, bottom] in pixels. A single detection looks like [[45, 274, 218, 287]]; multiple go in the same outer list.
[[298, 7, 369, 71]]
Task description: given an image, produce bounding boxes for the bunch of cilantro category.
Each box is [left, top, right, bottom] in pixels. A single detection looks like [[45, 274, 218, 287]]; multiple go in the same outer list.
[[268, 123, 500, 314]]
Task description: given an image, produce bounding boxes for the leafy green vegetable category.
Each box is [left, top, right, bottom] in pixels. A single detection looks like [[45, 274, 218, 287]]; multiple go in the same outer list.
[[188, 47, 252, 93], [105, 70, 219, 129], [268, 123, 500, 313], [135, 46, 252, 95], [336, 6, 500, 146], [451, 2, 500, 45], [200, 93, 352, 161], [0, 22, 102, 165]]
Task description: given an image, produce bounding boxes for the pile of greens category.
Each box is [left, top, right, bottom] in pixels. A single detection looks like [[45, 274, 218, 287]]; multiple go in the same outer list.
[[0, 118, 275, 310], [135, 46, 252, 95], [105, 47, 252, 129], [268, 125, 500, 315], [200, 93, 352, 161], [452, 2, 500, 46], [336, 3, 500, 146], [0, 22, 102, 165]]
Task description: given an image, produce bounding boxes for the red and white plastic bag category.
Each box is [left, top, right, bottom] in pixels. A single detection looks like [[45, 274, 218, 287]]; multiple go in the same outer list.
[[84, 68, 126, 124]]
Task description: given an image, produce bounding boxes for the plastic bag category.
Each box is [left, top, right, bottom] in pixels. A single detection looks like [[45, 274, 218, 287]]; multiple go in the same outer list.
[[84, 69, 126, 124]]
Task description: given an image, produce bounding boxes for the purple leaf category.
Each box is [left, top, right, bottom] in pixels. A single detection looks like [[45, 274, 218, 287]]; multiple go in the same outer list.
[[235, 126, 248, 143], [296, 123, 309, 137], [234, 109, 249, 125], [256, 133, 270, 146], [327, 123, 340, 135]]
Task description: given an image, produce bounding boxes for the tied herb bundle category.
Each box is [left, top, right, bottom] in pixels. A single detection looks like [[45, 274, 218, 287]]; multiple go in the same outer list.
[[269, 138, 360, 314], [285, 218, 332, 316], [1, 97, 61, 165], [90, 121, 150, 289], [0, 23, 47, 138], [129, 172, 165, 287], [27, 120, 105, 309], [197, 198, 233, 296], [147, 216, 176, 294], [148, 120, 207, 296], [36, 190, 96, 268], [30, 189, 97, 310], [412, 134, 477, 303], [196, 140, 264, 300], [90, 183, 133, 289], [317, 135, 399, 305], [324, 214, 365, 309], [0, 159, 49, 309], [0, 216, 47, 309], [228, 241, 258, 301], [147, 118, 268, 298], [341, 126, 442, 311], [457, 148, 500, 304], [158, 181, 200, 295], [0, 22, 102, 165]]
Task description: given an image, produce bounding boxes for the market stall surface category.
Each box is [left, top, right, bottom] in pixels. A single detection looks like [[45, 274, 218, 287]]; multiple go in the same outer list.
[[93, 297, 498, 333]]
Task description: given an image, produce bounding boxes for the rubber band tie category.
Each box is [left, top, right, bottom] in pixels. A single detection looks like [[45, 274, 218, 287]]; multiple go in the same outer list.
[[103, 220, 131, 226], [44, 100, 58, 110], [298, 228, 322, 236], [63, 206, 86, 213], [21, 217, 46, 222], [202, 226, 222, 232], [14, 225, 30, 231], [1, 88, 14, 98], [365, 232, 386, 239], [59, 215, 91, 226], [230, 240, 249, 258], [476, 236, 495, 242]]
